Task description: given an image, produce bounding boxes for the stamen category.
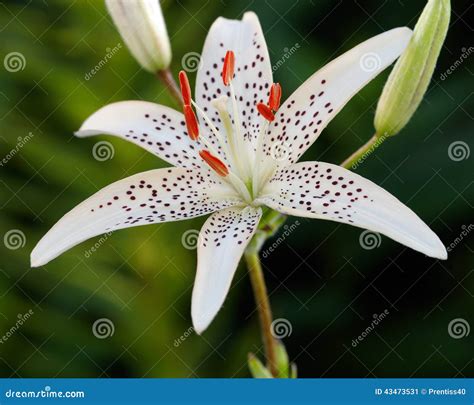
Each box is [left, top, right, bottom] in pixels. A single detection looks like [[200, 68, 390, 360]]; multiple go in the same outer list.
[[178, 70, 192, 105], [222, 50, 235, 86], [183, 105, 199, 140], [268, 83, 282, 111], [199, 150, 229, 177], [257, 103, 275, 122]]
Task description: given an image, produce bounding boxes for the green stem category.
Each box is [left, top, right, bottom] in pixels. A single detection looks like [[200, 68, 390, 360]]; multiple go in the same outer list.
[[156, 69, 182, 106], [340, 134, 379, 170], [244, 210, 287, 378], [245, 134, 381, 375], [245, 251, 278, 377]]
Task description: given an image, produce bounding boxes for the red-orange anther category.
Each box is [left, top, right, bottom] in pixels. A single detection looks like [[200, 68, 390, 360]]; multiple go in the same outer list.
[[183, 105, 199, 140], [268, 83, 282, 111], [178, 70, 192, 105], [199, 150, 229, 177], [222, 50, 235, 86], [257, 103, 275, 122]]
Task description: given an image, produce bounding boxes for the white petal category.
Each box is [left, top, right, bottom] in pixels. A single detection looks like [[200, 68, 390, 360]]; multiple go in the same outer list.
[[262, 27, 412, 166], [31, 168, 240, 267], [256, 162, 446, 259], [196, 12, 272, 149], [192, 206, 262, 333], [75, 101, 220, 169]]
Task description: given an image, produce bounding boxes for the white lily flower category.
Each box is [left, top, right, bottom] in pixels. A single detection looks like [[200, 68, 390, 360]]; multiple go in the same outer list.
[[31, 12, 446, 334], [105, 0, 172, 72]]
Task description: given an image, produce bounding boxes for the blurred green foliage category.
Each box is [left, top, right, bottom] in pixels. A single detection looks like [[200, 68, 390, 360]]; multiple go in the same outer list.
[[0, 0, 472, 377]]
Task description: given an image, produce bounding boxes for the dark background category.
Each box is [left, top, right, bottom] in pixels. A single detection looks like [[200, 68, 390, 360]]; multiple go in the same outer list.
[[0, 0, 472, 377]]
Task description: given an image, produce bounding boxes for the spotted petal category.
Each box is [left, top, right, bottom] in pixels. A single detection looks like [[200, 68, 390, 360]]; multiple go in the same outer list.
[[76, 101, 209, 169], [262, 27, 412, 165], [196, 11, 272, 148], [31, 168, 240, 267], [192, 206, 262, 333], [256, 162, 446, 259]]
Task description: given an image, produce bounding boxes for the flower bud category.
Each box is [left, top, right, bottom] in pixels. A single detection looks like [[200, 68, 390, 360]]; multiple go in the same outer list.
[[374, 0, 450, 137], [247, 353, 272, 378], [105, 0, 172, 72]]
